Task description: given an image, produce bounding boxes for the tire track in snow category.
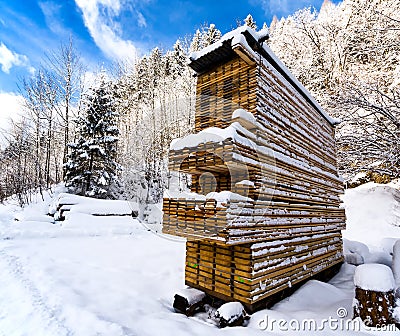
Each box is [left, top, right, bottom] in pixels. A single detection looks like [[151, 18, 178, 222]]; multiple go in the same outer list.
[[0, 249, 73, 336]]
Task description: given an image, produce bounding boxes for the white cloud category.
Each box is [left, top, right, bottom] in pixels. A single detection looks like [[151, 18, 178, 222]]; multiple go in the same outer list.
[[259, 0, 320, 17], [39, 1, 68, 35], [136, 11, 147, 28], [0, 92, 24, 131], [74, 0, 139, 61], [0, 42, 32, 74]]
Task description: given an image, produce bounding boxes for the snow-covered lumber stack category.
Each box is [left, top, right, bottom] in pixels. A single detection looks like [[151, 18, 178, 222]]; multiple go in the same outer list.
[[163, 26, 346, 311], [185, 236, 342, 309], [50, 193, 138, 221]]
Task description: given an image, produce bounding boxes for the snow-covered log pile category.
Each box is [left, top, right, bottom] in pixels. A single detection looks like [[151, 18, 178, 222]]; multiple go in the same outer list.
[[353, 264, 396, 327], [173, 288, 207, 316], [214, 301, 248, 328], [49, 193, 139, 221], [163, 26, 345, 311]]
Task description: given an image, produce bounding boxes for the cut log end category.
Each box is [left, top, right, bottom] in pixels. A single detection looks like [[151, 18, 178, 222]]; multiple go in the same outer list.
[[173, 289, 207, 316], [353, 287, 395, 327], [214, 302, 249, 328]]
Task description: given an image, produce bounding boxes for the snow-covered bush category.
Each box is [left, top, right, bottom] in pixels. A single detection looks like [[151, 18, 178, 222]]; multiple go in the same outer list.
[[343, 239, 370, 265]]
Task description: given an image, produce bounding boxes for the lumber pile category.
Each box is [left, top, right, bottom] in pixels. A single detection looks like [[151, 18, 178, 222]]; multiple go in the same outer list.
[[185, 235, 343, 309], [194, 57, 257, 132], [163, 26, 346, 311], [49, 193, 139, 221]]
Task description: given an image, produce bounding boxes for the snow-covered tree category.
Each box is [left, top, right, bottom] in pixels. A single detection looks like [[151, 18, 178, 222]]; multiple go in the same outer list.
[[64, 72, 121, 198], [202, 24, 222, 47], [112, 33, 197, 203], [45, 37, 84, 169], [190, 29, 202, 52], [0, 117, 36, 205], [244, 14, 257, 29]]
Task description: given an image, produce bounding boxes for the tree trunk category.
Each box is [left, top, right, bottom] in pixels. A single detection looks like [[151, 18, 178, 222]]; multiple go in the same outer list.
[[85, 152, 94, 196]]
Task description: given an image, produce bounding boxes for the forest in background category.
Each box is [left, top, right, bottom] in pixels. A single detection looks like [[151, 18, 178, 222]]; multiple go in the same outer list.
[[0, 0, 398, 205]]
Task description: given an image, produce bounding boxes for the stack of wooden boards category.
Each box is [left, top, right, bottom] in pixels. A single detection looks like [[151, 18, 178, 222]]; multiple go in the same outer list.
[[185, 235, 343, 311], [194, 57, 257, 131], [49, 193, 139, 221], [163, 26, 346, 311]]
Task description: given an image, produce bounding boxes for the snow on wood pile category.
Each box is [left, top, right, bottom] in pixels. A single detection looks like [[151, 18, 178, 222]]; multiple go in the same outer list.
[[163, 25, 345, 310], [215, 302, 247, 327], [185, 238, 343, 305], [50, 193, 138, 220], [215, 302, 244, 321], [354, 264, 395, 292], [343, 239, 370, 266], [353, 264, 396, 327], [189, 25, 338, 126], [175, 288, 206, 305]]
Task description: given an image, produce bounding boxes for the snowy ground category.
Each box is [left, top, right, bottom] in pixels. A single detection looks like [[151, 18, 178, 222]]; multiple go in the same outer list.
[[0, 183, 399, 335], [342, 181, 400, 247]]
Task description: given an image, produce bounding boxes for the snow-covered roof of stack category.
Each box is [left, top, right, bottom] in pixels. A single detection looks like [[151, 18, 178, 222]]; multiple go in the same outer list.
[[188, 26, 338, 127]]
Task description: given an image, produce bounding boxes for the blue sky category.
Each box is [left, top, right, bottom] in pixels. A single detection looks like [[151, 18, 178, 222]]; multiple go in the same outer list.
[[0, 0, 339, 129]]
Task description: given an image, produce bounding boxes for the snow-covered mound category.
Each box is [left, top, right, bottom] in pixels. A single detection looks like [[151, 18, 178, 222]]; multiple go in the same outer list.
[[142, 203, 163, 233], [250, 270, 355, 331], [343, 239, 371, 265], [342, 181, 400, 247]]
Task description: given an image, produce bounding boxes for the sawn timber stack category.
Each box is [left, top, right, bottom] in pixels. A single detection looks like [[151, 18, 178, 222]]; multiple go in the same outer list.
[[163, 26, 346, 312]]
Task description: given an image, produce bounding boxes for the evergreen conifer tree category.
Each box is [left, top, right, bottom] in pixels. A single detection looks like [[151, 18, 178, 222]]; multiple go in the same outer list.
[[244, 14, 257, 29], [64, 72, 120, 198], [190, 29, 202, 52], [202, 24, 222, 47]]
